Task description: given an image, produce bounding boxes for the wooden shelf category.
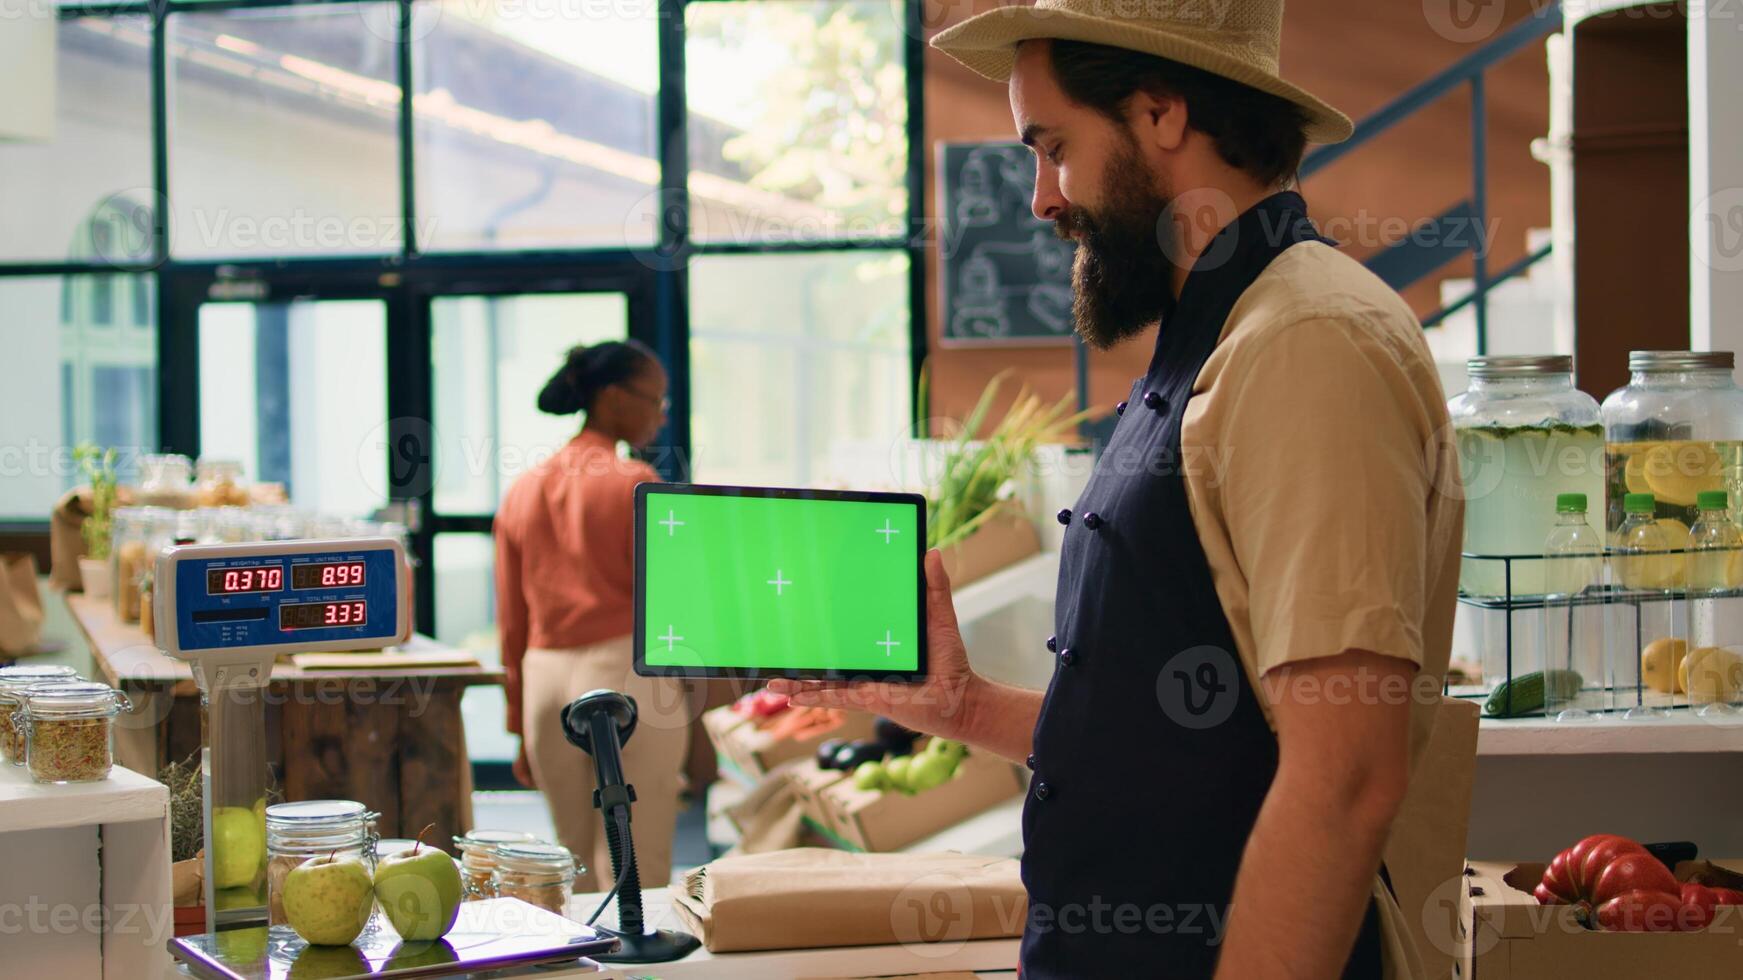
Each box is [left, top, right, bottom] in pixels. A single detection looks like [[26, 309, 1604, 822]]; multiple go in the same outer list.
[[0, 760, 166, 835]]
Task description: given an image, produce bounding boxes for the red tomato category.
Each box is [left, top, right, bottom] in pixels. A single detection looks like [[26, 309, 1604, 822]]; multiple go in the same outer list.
[[1681, 883, 1718, 928], [1534, 835, 1680, 922], [1597, 889, 1690, 932]]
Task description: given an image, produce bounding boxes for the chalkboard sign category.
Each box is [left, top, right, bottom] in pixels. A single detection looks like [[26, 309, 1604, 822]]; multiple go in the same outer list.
[[938, 142, 1076, 345]]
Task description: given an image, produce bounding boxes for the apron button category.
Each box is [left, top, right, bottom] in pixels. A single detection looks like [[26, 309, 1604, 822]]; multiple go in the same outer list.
[[1056, 508, 1072, 526], [1025, 753, 1037, 770], [1116, 400, 1128, 416], [1046, 635, 1058, 653], [1034, 781, 1052, 801], [1143, 390, 1167, 413], [1082, 512, 1103, 530], [1059, 648, 1076, 667]]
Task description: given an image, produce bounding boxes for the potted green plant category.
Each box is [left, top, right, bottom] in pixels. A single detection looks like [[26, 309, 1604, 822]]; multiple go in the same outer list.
[[924, 371, 1092, 585], [74, 444, 118, 599]]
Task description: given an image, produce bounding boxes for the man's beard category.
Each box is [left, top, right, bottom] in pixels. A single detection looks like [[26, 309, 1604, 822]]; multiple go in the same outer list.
[[1057, 138, 1174, 351]]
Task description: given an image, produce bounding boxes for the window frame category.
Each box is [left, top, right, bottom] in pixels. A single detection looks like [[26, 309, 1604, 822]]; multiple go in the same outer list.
[[0, 0, 927, 627]]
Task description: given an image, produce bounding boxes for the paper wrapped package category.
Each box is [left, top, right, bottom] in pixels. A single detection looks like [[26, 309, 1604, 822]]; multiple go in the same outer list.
[[671, 848, 1027, 953]]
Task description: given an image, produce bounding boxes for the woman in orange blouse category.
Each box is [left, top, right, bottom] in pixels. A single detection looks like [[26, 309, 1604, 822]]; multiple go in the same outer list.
[[495, 339, 689, 891]]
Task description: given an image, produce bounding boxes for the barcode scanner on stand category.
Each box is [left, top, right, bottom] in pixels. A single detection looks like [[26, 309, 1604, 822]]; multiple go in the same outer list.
[[561, 689, 702, 964]]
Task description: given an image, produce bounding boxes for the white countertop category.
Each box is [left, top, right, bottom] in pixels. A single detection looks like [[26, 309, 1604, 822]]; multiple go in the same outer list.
[[540, 886, 1019, 979]]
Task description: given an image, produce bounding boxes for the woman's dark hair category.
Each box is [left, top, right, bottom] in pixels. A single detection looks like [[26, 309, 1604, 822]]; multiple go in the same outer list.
[[536, 339, 659, 416], [1048, 40, 1310, 187]]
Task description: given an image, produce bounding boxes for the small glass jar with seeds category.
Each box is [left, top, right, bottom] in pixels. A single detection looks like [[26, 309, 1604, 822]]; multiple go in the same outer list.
[[454, 828, 538, 901], [17, 681, 129, 783], [491, 843, 579, 916], [0, 665, 81, 765]]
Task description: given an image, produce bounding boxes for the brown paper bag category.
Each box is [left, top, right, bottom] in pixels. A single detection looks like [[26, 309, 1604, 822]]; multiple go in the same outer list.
[[671, 848, 1027, 953], [49, 488, 93, 591], [0, 554, 45, 654], [723, 763, 805, 856]]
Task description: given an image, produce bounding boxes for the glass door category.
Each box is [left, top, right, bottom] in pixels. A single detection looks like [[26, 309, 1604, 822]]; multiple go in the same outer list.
[[196, 297, 391, 515], [424, 288, 638, 764]]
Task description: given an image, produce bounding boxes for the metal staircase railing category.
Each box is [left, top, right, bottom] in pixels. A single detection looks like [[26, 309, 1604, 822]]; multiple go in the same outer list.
[[1301, 4, 1564, 354]]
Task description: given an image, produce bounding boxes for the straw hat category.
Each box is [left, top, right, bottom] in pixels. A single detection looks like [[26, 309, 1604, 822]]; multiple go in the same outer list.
[[930, 0, 1353, 144]]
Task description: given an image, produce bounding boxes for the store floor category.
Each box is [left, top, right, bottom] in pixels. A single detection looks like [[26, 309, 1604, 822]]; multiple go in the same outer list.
[[471, 789, 717, 877]]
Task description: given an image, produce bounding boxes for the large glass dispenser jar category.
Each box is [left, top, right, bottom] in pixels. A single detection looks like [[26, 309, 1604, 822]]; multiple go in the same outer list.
[[1448, 355, 1605, 599], [1601, 351, 1743, 536]]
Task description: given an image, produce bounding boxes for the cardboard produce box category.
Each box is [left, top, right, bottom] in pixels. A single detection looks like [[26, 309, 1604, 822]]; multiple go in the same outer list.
[[784, 758, 849, 825], [814, 750, 1025, 852], [705, 704, 876, 782], [1462, 859, 1743, 979], [938, 508, 1041, 587]]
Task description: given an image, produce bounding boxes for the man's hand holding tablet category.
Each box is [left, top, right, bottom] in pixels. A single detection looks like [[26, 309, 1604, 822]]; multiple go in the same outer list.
[[636, 482, 1036, 760]]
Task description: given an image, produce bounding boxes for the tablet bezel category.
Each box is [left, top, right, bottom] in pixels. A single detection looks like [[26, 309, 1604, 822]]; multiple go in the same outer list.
[[633, 482, 929, 682]]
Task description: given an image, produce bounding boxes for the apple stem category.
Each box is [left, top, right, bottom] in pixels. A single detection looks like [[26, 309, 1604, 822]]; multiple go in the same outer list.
[[413, 822, 435, 857]]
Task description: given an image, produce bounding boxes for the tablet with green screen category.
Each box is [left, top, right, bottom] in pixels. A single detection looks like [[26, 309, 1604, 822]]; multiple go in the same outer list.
[[634, 483, 928, 680]]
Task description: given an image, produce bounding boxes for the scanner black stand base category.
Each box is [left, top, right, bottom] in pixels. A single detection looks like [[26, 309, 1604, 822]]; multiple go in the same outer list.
[[594, 926, 703, 964]]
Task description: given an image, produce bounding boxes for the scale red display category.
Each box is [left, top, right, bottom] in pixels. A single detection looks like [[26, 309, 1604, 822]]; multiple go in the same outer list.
[[206, 565, 284, 595], [291, 561, 367, 590], [279, 600, 368, 631]]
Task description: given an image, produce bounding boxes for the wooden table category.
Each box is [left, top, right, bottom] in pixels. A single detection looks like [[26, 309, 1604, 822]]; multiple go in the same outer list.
[[64, 592, 503, 844]]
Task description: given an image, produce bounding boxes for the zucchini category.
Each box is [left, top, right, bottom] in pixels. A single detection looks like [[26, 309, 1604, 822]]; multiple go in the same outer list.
[[1484, 669, 1583, 718]]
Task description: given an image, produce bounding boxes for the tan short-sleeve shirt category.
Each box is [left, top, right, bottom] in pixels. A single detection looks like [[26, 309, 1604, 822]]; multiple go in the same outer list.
[[1179, 240, 1460, 980], [1181, 240, 1463, 766]]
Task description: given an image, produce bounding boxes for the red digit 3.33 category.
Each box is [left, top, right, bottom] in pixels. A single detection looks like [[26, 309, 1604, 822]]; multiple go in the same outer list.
[[322, 601, 366, 625]]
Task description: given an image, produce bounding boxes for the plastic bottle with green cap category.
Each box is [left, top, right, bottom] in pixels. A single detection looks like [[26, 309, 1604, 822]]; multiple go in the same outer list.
[[1687, 489, 1743, 591], [1543, 492, 1601, 598], [1617, 492, 1677, 590]]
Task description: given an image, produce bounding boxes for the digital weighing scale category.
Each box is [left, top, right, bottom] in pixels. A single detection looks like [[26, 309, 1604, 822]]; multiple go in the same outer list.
[[153, 537, 411, 930], [154, 538, 620, 975]]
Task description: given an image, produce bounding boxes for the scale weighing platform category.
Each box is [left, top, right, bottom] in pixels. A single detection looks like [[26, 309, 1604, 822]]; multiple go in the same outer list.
[[153, 539, 619, 976]]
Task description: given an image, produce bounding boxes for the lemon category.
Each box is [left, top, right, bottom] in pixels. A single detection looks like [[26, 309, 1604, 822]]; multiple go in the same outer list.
[[1641, 637, 1688, 694], [1679, 647, 1743, 704], [1643, 443, 1724, 507], [1623, 446, 1654, 495]]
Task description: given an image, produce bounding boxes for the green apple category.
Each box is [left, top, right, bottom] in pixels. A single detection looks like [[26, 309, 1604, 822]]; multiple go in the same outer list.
[[924, 738, 968, 762], [286, 942, 368, 980], [907, 752, 955, 792], [283, 854, 374, 946], [884, 755, 913, 794], [386, 939, 459, 970], [373, 827, 462, 942], [211, 806, 266, 888]]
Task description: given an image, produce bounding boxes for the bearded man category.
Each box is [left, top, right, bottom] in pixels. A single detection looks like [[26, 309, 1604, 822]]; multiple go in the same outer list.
[[774, 3, 1464, 977]]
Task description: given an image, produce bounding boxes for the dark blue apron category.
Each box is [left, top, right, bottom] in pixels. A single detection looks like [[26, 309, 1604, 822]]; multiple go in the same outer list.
[[1018, 191, 1384, 978]]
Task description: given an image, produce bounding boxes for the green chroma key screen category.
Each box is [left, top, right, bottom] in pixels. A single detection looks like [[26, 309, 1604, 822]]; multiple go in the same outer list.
[[635, 484, 927, 678]]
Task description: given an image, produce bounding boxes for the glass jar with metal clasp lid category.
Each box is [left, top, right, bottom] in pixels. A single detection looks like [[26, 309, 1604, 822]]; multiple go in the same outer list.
[[453, 828, 538, 901], [265, 800, 380, 928], [108, 506, 147, 620], [1601, 351, 1743, 535], [0, 664, 80, 764], [15, 681, 129, 784], [1448, 355, 1605, 603], [491, 842, 580, 917]]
